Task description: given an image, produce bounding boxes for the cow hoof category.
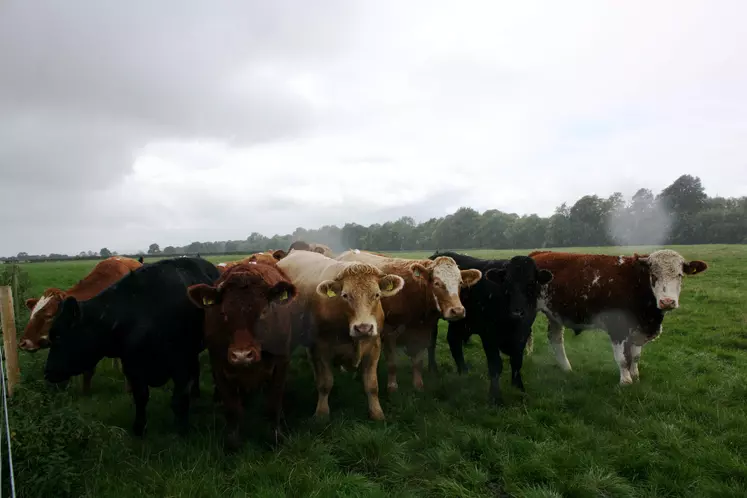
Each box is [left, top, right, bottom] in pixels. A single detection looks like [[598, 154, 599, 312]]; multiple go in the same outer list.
[[313, 411, 330, 423], [225, 433, 242, 453], [133, 422, 147, 438], [369, 410, 386, 421]]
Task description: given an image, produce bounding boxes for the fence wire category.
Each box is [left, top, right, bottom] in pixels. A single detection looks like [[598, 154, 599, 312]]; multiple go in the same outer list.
[[0, 342, 16, 498]]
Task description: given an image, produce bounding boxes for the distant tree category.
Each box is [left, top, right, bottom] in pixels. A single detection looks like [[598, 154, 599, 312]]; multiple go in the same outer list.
[[100, 248, 112, 258], [16, 252, 28, 259], [148, 243, 161, 255], [163, 246, 177, 255]]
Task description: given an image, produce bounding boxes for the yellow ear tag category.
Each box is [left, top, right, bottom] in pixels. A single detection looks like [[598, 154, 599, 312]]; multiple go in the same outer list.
[[384, 281, 394, 291], [280, 290, 288, 301], [326, 288, 337, 297], [413, 270, 421, 277], [202, 297, 215, 306]]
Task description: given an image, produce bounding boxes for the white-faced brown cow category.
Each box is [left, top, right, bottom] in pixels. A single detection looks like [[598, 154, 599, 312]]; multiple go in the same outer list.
[[21, 256, 142, 393], [276, 249, 404, 421], [336, 249, 481, 392], [528, 249, 708, 385]]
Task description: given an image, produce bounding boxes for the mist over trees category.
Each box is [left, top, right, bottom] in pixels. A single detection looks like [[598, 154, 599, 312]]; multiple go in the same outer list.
[[5, 175, 746, 261]]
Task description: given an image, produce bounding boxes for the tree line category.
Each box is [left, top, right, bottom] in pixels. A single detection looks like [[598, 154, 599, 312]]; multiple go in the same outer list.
[[4, 174, 746, 262]]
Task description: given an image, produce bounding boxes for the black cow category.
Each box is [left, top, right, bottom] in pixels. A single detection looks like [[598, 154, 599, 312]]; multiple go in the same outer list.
[[426, 251, 553, 403], [44, 257, 220, 437]]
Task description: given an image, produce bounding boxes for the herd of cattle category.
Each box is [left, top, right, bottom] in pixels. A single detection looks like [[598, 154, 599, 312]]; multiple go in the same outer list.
[[18, 241, 708, 450]]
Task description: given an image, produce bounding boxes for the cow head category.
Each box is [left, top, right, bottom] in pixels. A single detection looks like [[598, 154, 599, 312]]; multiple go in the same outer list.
[[409, 256, 481, 321], [20, 289, 67, 351], [316, 263, 405, 338], [485, 256, 553, 321], [44, 296, 100, 385], [635, 249, 708, 311], [187, 264, 297, 366]]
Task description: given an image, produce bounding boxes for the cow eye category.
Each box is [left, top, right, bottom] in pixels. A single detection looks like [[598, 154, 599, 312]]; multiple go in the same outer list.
[[375, 292, 381, 299], [341, 292, 349, 300]]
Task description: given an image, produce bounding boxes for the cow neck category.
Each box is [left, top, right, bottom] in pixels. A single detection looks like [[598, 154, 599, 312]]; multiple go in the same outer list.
[[80, 298, 120, 359]]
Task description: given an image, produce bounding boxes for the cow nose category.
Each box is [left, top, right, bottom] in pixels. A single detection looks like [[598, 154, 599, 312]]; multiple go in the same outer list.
[[659, 298, 676, 310], [353, 323, 374, 336], [229, 349, 258, 365], [446, 306, 465, 320], [19, 339, 38, 351]]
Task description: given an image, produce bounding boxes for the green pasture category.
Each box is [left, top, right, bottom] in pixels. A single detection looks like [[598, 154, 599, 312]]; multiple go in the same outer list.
[[4, 245, 746, 497]]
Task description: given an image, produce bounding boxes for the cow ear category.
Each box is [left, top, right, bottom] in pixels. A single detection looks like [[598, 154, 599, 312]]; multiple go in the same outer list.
[[683, 260, 708, 275], [316, 280, 342, 298], [460, 269, 482, 288], [61, 296, 80, 320], [635, 255, 650, 267], [410, 263, 430, 280], [537, 269, 554, 285], [187, 284, 221, 308], [379, 274, 405, 297], [313, 247, 326, 254], [25, 298, 39, 311], [485, 268, 506, 284], [272, 249, 287, 260], [267, 281, 296, 306]]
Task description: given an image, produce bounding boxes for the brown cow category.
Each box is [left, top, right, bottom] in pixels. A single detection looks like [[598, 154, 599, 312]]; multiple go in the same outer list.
[[528, 249, 708, 385], [276, 250, 405, 421], [288, 240, 334, 257], [21, 256, 142, 394], [336, 250, 481, 392], [216, 250, 287, 273], [187, 262, 301, 451]]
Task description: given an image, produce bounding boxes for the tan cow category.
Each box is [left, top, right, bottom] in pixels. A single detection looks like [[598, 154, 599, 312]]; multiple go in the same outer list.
[[21, 256, 142, 394], [288, 240, 335, 258], [336, 249, 481, 392], [276, 250, 404, 421]]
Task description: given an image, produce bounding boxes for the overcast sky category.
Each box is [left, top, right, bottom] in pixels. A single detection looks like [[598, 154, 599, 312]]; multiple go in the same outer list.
[[1, 1, 745, 255]]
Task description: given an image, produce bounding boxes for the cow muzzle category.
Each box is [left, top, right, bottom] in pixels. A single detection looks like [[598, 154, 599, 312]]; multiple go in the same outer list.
[[443, 306, 465, 321], [228, 348, 260, 366], [350, 323, 375, 337], [658, 298, 678, 310], [19, 339, 42, 351]]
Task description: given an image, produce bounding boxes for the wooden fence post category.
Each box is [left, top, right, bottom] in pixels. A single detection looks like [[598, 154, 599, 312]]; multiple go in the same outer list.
[[11, 264, 20, 319], [0, 285, 21, 397]]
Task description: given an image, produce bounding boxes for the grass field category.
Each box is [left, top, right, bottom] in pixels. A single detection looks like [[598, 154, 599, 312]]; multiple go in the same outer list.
[[5, 245, 747, 498]]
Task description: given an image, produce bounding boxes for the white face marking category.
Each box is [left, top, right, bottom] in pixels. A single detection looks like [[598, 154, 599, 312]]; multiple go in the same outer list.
[[30, 295, 52, 319], [432, 262, 461, 296], [218, 263, 227, 267], [592, 272, 600, 286], [644, 250, 686, 309], [618, 256, 624, 265], [115, 257, 122, 260]]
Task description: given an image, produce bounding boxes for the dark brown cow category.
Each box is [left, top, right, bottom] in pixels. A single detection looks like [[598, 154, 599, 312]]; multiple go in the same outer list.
[[216, 250, 287, 274], [288, 240, 334, 257], [187, 262, 301, 451], [336, 250, 481, 392], [21, 256, 142, 393], [528, 249, 708, 385]]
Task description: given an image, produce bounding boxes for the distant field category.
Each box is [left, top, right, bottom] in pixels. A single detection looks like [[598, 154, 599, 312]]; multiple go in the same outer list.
[[7, 245, 747, 498]]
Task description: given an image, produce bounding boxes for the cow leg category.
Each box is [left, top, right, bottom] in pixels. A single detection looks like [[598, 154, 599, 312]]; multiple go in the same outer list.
[[361, 340, 385, 421], [170, 375, 193, 436], [189, 357, 201, 399], [427, 321, 440, 373], [385, 333, 399, 393], [547, 320, 572, 371], [217, 379, 243, 452], [629, 343, 643, 381], [447, 324, 469, 374], [410, 348, 427, 391], [266, 358, 290, 444], [481, 337, 504, 404], [131, 381, 150, 437], [509, 351, 525, 392], [81, 366, 95, 395], [310, 348, 334, 420], [611, 337, 633, 385]]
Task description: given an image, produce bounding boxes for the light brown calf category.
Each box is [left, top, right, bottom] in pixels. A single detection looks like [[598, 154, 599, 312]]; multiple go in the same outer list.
[[277, 250, 404, 420]]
